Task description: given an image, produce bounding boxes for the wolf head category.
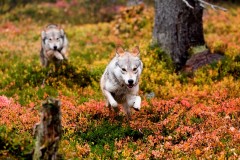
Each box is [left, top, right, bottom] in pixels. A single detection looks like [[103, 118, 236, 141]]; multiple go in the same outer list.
[[115, 46, 143, 88], [41, 24, 65, 51]]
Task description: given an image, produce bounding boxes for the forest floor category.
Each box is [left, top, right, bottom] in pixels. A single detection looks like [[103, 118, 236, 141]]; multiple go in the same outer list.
[[0, 1, 239, 159]]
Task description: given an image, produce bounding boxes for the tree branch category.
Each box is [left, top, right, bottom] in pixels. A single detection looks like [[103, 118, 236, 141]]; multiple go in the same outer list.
[[198, 0, 227, 11], [182, 0, 227, 11], [182, 0, 194, 9]]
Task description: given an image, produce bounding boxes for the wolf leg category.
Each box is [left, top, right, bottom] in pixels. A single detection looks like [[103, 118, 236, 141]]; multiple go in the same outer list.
[[107, 100, 120, 121], [123, 102, 131, 121], [43, 58, 49, 67], [40, 54, 49, 67], [61, 53, 68, 60], [106, 100, 119, 112], [61, 47, 68, 60], [126, 95, 141, 111], [103, 90, 118, 108], [54, 51, 64, 60], [133, 96, 141, 111]]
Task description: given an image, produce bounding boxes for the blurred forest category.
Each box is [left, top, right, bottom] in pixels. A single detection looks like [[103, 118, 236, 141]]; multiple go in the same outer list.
[[0, 0, 134, 24]]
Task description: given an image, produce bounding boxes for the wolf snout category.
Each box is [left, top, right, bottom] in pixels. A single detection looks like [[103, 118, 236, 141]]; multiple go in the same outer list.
[[128, 79, 134, 85], [127, 79, 135, 88], [53, 46, 57, 50]]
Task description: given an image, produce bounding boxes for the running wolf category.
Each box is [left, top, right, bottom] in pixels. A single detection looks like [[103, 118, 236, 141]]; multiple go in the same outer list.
[[40, 24, 68, 67], [100, 46, 143, 120]]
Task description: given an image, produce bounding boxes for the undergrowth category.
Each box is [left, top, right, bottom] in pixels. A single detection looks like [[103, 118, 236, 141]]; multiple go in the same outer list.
[[0, 1, 239, 159]]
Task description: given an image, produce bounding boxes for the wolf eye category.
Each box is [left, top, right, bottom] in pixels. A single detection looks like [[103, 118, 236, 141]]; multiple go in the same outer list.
[[56, 38, 59, 41], [49, 38, 52, 41], [133, 68, 137, 71], [121, 68, 126, 72]]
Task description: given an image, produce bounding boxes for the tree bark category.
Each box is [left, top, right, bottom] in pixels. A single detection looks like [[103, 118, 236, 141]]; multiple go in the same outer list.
[[153, 0, 205, 70], [33, 98, 62, 160]]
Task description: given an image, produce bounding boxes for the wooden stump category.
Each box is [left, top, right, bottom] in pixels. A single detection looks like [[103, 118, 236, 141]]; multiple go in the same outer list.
[[33, 98, 62, 160]]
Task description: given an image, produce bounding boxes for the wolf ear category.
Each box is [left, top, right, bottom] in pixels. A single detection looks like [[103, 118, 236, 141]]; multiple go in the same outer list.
[[60, 29, 65, 36], [132, 46, 140, 57], [116, 46, 125, 57], [41, 31, 46, 39]]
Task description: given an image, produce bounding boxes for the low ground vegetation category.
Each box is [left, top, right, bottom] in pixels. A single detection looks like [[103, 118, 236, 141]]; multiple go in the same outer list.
[[0, 1, 239, 159]]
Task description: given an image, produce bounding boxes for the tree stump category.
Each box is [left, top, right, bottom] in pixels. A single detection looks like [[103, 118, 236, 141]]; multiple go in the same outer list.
[[33, 98, 62, 160]]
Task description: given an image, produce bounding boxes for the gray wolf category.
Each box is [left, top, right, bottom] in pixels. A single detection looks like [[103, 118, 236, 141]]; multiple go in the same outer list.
[[40, 24, 68, 67], [100, 46, 143, 120]]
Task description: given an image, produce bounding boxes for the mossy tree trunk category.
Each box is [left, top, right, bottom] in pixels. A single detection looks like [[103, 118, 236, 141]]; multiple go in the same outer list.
[[153, 0, 205, 71], [33, 98, 62, 160]]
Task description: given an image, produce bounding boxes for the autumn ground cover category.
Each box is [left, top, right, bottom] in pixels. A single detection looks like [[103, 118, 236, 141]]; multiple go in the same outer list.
[[0, 1, 239, 159]]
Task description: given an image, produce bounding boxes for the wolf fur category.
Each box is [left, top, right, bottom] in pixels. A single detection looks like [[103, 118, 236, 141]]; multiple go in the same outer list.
[[100, 46, 143, 120], [40, 24, 68, 67]]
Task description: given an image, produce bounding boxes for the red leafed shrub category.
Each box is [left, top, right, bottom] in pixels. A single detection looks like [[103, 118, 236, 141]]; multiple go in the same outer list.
[[0, 96, 39, 132]]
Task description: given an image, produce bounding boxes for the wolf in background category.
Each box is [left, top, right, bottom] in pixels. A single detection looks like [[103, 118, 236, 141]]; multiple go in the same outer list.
[[100, 46, 143, 120], [40, 24, 68, 67]]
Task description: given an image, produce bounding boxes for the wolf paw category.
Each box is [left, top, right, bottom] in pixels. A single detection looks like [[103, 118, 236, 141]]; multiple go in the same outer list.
[[133, 104, 140, 111], [133, 96, 141, 111], [54, 52, 64, 60], [110, 100, 118, 108], [133, 107, 140, 111]]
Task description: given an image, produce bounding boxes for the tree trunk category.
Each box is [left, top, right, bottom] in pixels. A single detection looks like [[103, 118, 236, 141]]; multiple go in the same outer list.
[[33, 98, 62, 160], [153, 0, 205, 70]]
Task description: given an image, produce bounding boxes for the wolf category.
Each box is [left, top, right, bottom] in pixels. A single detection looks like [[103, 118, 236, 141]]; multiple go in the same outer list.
[[40, 24, 68, 67], [100, 46, 143, 120]]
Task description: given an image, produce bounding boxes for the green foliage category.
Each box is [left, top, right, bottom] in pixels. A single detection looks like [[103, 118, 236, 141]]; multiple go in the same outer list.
[[0, 0, 52, 14], [89, 66, 105, 86], [44, 62, 92, 88], [141, 44, 176, 96], [220, 133, 232, 144], [217, 57, 235, 79], [190, 116, 204, 124], [148, 44, 174, 70], [190, 56, 240, 86], [0, 125, 33, 158], [1, 0, 126, 24], [76, 120, 148, 159], [80, 121, 143, 145], [112, 4, 152, 38]]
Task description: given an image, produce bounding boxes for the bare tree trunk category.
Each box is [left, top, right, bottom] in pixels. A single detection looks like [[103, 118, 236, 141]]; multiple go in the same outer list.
[[153, 0, 205, 71], [33, 98, 62, 160]]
